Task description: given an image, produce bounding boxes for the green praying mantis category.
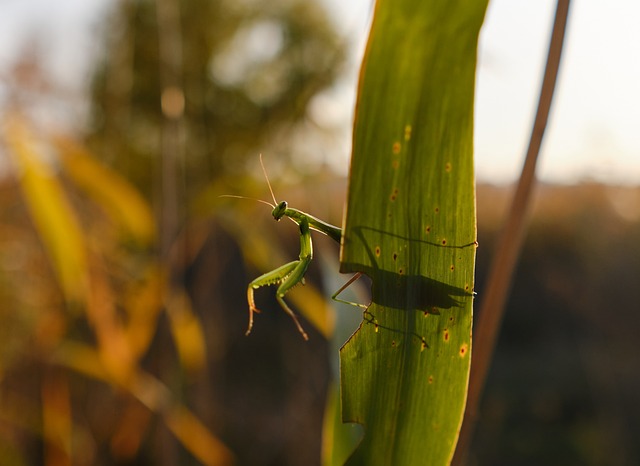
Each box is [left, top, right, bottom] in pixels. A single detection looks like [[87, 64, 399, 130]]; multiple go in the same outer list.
[[224, 156, 363, 340]]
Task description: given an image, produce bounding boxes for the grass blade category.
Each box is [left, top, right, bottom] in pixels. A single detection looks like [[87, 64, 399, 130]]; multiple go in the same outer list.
[[339, 1, 487, 464]]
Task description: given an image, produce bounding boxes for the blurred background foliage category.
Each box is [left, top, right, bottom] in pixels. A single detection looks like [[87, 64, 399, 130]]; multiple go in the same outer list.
[[88, 0, 344, 195], [0, 0, 639, 465], [1, 0, 346, 465]]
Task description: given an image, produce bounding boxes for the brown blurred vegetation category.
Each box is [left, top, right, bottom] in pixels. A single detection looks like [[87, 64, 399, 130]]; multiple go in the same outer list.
[[1, 0, 345, 465], [1, 1, 639, 465], [472, 183, 640, 466]]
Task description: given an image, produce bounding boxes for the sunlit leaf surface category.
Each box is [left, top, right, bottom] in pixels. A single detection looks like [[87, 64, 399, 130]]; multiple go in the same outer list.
[[339, 1, 488, 464]]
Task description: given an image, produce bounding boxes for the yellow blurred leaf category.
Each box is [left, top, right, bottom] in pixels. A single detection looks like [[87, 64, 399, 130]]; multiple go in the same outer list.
[[54, 342, 234, 466], [41, 372, 72, 466], [4, 116, 88, 304], [86, 264, 136, 385], [123, 266, 165, 361], [53, 342, 108, 381], [166, 288, 207, 374], [286, 285, 335, 338], [164, 406, 235, 466], [53, 135, 156, 245]]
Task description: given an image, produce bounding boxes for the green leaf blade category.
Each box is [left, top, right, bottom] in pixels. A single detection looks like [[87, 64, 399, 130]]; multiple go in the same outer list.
[[339, 1, 487, 464]]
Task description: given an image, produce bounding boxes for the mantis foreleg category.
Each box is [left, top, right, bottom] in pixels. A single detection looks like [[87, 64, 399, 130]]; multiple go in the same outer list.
[[237, 155, 369, 339]]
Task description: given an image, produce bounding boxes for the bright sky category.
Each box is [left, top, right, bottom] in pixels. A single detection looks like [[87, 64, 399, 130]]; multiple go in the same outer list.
[[324, 0, 640, 185], [476, 0, 640, 184], [1, 0, 638, 184]]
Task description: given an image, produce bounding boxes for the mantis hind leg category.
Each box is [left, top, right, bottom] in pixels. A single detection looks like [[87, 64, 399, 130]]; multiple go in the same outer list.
[[332, 273, 426, 349], [331, 272, 380, 333], [276, 294, 308, 340], [331, 272, 368, 309], [273, 255, 312, 340]]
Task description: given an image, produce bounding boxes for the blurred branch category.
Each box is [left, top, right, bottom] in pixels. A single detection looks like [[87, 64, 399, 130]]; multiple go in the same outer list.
[[156, 0, 185, 261], [154, 2, 192, 463], [453, 0, 572, 463]]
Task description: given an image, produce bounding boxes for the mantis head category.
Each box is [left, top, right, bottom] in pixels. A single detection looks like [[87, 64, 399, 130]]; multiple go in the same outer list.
[[272, 201, 288, 221]]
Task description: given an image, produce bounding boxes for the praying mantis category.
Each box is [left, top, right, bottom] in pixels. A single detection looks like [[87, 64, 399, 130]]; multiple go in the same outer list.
[[224, 156, 362, 340]]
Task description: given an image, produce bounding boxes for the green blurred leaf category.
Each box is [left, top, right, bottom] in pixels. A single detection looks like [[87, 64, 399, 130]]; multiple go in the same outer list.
[[322, 382, 362, 466], [339, 1, 487, 464]]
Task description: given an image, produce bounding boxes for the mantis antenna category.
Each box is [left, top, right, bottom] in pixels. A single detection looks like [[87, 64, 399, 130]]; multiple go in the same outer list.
[[219, 194, 274, 208], [259, 153, 278, 206], [219, 154, 277, 208]]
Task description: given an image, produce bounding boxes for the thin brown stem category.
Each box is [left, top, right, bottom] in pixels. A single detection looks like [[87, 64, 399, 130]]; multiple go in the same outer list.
[[453, 1, 572, 463], [156, 0, 185, 261], [155, 1, 185, 464]]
